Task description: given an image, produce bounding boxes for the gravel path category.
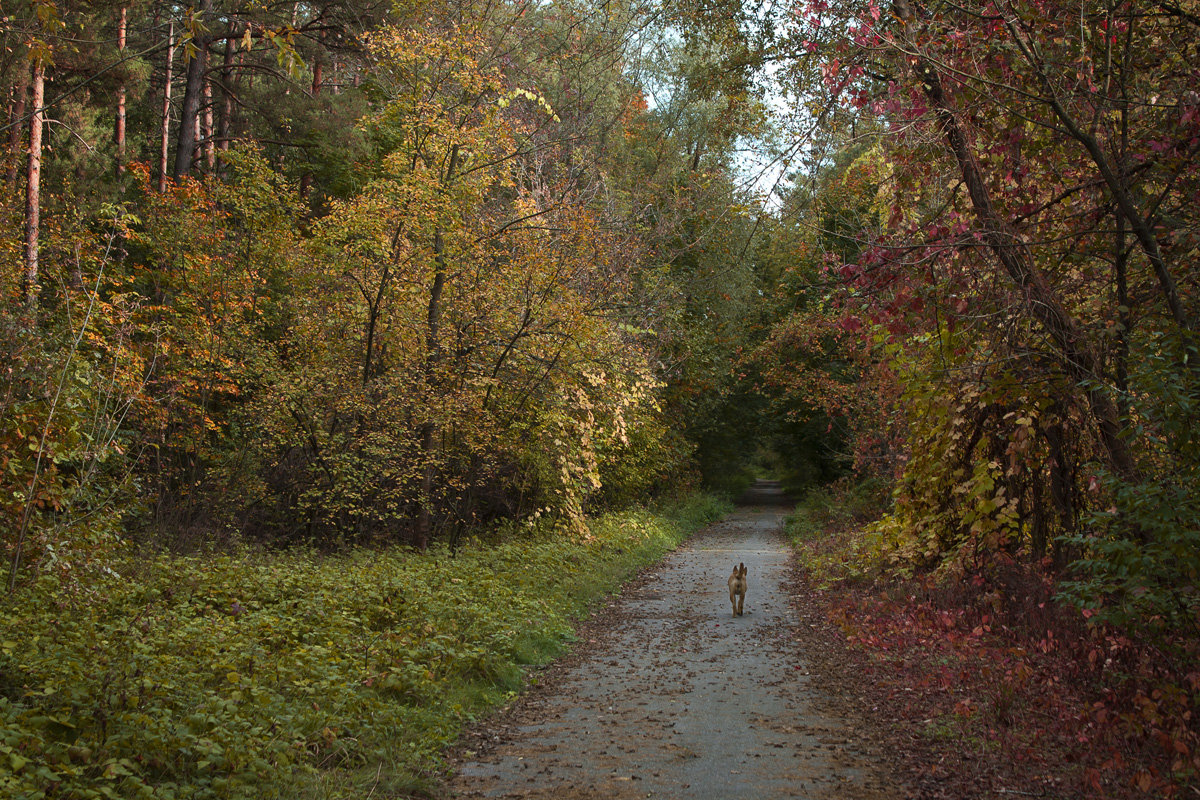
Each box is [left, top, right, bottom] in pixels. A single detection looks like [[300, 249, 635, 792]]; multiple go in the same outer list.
[[447, 490, 895, 799]]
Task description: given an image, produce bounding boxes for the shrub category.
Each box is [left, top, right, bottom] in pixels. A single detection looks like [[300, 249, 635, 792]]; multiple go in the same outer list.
[[0, 494, 728, 799]]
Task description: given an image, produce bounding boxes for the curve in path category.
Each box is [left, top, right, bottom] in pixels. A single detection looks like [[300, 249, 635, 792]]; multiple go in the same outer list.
[[449, 501, 894, 799]]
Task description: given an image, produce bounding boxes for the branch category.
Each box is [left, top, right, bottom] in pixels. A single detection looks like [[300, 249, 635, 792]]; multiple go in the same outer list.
[[999, 2, 1192, 333]]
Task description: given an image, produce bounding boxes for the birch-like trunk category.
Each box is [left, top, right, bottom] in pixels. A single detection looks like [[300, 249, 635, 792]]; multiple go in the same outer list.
[[218, 28, 237, 156], [202, 78, 215, 171], [158, 20, 175, 192]]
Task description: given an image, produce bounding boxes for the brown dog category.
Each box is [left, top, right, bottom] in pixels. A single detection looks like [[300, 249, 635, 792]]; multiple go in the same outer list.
[[727, 562, 747, 616]]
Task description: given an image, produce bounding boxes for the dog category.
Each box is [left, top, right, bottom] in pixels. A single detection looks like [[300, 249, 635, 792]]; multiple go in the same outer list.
[[727, 562, 747, 616]]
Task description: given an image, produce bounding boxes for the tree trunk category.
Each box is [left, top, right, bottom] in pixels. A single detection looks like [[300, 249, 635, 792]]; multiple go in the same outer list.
[[1000, 14, 1192, 334], [115, 6, 127, 177], [218, 28, 237, 156], [1114, 209, 1131, 418], [898, 27, 1140, 487], [173, 0, 213, 181], [193, 113, 201, 171], [414, 231, 448, 550], [202, 76, 215, 171], [7, 60, 29, 184], [22, 60, 44, 307], [414, 144, 461, 549], [299, 53, 323, 199], [415, 422, 435, 550], [159, 20, 175, 192]]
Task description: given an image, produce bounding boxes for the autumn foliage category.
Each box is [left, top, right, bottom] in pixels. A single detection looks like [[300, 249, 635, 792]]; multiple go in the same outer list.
[[766, 0, 1199, 794], [1, 0, 1197, 796], [0, 1, 714, 565]]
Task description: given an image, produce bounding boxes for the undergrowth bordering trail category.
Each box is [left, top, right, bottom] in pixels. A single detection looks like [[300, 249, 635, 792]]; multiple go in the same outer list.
[[0, 494, 729, 800], [787, 482, 1199, 800]]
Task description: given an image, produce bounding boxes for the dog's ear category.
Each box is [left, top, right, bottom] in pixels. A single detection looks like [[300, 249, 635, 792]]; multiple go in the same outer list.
[[739, 563, 747, 577]]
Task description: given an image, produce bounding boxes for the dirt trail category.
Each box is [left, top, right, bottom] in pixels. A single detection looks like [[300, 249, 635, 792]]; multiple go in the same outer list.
[[447, 488, 895, 799]]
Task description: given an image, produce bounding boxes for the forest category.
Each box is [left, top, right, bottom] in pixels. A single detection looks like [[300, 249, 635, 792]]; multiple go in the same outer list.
[[1, 0, 1197, 797]]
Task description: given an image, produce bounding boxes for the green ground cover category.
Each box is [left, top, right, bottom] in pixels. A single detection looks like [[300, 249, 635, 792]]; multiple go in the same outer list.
[[1, 495, 729, 800]]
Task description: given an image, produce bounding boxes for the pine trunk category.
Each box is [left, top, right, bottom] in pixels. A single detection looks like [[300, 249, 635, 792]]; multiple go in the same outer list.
[[115, 7, 127, 176], [173, 0, 213, 181], [22, 61, 44, 306]]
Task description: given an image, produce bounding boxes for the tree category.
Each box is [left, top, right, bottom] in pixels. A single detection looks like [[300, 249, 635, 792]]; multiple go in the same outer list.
[[171, 0, 214, 181], [750, 144, 899, 490], [0, 0, 768, 567], [22, 57, 43, 306], [597, 17, 775, 493], [773, 0, 1200, 589]]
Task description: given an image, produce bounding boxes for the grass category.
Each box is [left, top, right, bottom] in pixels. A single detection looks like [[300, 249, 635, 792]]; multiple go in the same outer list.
[[0, 494, 730, 800], [783, 477, 892, 587]]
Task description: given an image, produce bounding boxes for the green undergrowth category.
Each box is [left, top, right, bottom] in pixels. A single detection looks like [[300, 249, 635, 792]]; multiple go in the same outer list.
[[0, 494, 729, 800], [785, 478, 890, 586]]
